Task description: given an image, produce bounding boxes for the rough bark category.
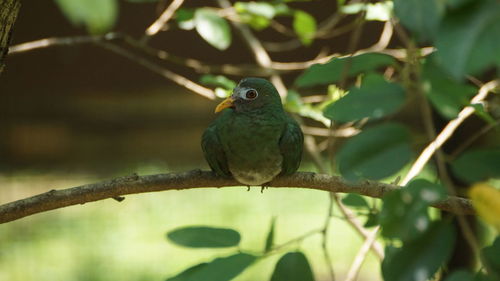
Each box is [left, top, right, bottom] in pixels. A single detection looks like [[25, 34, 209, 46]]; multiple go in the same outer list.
[[0, 170, 474, 224], [0, 0, 20, 73]]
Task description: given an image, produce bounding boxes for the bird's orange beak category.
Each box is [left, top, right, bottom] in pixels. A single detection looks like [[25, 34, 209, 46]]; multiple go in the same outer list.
[[215, 96, 235, 113]]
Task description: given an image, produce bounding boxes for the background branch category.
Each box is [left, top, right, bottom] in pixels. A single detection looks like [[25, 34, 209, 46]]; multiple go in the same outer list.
[[0, 170, 475, 224]]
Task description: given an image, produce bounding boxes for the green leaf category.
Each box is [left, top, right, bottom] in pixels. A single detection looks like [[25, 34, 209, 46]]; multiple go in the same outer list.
[[194, 8, 232, 50], [382, 221, 455, 281], [470, 104, 497, 125], [435, 0, 500, 80], [341, 1, 393, 22], [295, 53, 395, 88], [264, 217, 276, 252], [271, 252, 315, 281], [393, 0, 444, 41], [380, 179, 446, 241], [235, 2, 276, 19], [422, 56, 477, 119], [342, 194, 370, 209], [167, 226, 241, 248], [200, 75, 237, 90], [451, 148, 500, 184], [293, 10, 316, 46], [482, 237, 500, 277], [125, 0, 159, 2], [323, 73, 405, 122], [336, 123, 411, 181], [175, 8, 195, 30], [54, 0, 118, 34], [444, 270, 474, 281], [165, 253, 256, 281], [364, 212, 379, 228], [285, 90, 331, 126]]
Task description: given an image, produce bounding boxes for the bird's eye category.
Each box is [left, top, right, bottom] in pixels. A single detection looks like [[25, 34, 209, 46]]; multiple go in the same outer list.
[[245, 89, 258, 100]]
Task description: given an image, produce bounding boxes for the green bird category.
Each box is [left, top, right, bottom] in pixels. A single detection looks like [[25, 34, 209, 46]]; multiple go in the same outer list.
[[202, 77, 303, 186]]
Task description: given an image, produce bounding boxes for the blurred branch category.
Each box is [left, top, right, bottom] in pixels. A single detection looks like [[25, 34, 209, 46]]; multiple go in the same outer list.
[[0, 0, 21, 73], [344, 226, 381, 281], [96, 42, 216, 100], [402, 79, 500, 184], [144, 0, 184, 38], [0, 170, 475, 224]]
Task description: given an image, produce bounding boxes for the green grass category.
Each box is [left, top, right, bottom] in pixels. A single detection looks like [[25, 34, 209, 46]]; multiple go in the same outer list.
[[0, 172, 382, 281]]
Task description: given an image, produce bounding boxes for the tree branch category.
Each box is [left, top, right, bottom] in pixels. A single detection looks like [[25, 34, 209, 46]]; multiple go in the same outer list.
[[0, 170, 474, 224]]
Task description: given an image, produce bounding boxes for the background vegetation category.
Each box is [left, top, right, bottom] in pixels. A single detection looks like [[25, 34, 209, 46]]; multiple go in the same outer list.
[[0, 0, 499, 281]]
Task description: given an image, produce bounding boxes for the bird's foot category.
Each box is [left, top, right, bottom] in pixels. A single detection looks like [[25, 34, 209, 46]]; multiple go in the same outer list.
[[247, 185, 251, 191], [260, 182, 271, 193]]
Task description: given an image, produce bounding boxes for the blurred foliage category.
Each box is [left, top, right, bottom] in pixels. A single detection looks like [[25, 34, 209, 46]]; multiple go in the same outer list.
[[6, 0, 500, 280]]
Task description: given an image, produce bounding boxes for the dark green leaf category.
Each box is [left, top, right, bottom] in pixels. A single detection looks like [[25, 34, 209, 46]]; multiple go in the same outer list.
[[393, 0, 444, 41], [380, 179, 446, 241], [194, 8, 232, 50], [336, 123, 411, 181], [200, 75, 237, 90], [470, 104, 497, 125], [482, 237, 500, 277], [165, 253, 256, 281], [271, 252, 315, 281], [167, 226, 240, 248], [342, 194, 370, 209], [435, 0, 500, 80], [264, 217, 276, 253], [422, 56, 477, 119], [382, 221, 455, 281], [451, 149, 500, 184], [54, 0, 118, 34], [364, 212, 379, 228], [295, 53, 395, 88], [444, 270, 474, 281], [323, 74, 405, 122], [293, 10, 316, 46]]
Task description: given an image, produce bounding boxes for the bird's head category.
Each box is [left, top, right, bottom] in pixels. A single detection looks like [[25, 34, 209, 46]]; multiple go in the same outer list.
[[215, 78, 282, 113]]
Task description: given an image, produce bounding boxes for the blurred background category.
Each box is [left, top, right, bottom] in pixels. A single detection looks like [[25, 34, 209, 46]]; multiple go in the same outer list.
[[0, 1, 387, 280]]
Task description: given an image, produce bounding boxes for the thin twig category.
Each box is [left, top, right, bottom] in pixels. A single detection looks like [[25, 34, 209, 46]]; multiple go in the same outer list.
[[321, 193, 337, 281], [344, 227, 381, 281], [96, 42, 216, 100], [402, 79, 499, 184], [144, 0, 185, 38], [0, 170, 474, 223]]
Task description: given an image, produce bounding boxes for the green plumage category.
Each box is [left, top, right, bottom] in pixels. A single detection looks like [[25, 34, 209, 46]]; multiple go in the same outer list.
[[202, 78, 303, 186]]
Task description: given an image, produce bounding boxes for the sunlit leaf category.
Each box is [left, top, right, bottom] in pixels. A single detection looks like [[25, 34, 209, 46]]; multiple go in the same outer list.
[[167, 226, 240, 248], [176, 8, 195, 30], [200, 75, 237, 90], [382, 221, 455, 281], [393, 0, 444, 41], [271, 252, 315, 281], [435, 0, 500, 80], [264, 217, 276, 252], [422, 56, 477, 119], [336, 123, 411, 181], [380, 179, 446, 241], [165, 253, 256, 281], [341, 1, 393, 22], [194, 8, 232, 50], [295, 53, 395, 88], [323, 74, 405, 122], [54, 0, 118, 34], [451, 148, 500, 184], [293, 10, 316, 46], [285, 90, 331, 126], [469, 183, 500, 232], [482, 237, 500, 277], [235, 2, 276, 18]]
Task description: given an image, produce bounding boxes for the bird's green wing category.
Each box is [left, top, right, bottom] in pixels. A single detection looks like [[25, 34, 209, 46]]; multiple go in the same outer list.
[[201, 123, 231, 177], [279, 116, 304, 175]]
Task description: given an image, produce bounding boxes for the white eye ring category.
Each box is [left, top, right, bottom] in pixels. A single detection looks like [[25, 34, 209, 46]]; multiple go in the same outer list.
[[242, 89, 258, 100]]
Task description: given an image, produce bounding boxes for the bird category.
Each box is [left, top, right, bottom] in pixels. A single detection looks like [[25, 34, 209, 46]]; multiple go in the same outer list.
[[201, 77, 303, 186]]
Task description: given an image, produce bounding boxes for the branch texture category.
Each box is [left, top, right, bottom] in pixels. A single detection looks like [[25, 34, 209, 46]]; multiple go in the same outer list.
[[0, 170, 474, 224]]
